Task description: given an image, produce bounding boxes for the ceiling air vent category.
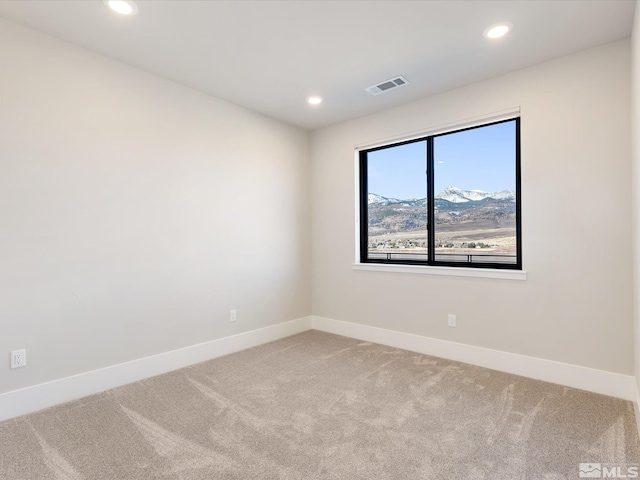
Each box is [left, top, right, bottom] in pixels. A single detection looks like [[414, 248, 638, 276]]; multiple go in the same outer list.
[[365, 76, 409, 96]]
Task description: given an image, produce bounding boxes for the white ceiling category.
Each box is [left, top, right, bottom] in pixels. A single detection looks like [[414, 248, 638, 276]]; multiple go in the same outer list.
[[0, 0, 635, 131]]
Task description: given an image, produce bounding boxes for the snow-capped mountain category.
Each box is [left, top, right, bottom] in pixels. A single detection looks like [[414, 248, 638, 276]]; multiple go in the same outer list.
[[367, 187, 516, 238], [368, 187, 515, 205], [435, 186, 515, 203], [368, 193, 401, 205]]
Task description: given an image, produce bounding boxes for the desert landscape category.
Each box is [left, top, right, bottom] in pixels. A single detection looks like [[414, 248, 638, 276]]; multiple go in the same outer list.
[[367, 187, 517, 263]]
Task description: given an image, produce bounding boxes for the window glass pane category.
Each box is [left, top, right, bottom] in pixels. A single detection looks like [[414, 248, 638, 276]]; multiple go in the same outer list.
[[367, 140, 427, 262], [433, 121, 517, 265]]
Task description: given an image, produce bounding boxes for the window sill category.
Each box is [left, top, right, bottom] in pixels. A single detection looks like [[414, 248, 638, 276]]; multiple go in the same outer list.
[[352, 263, 527, 281]]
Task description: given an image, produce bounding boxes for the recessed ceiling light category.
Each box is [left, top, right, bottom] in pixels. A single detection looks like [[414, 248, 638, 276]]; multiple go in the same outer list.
[[104, 0, 138, 15], [307, 96, 323, 105], [483, 22, 512, 39]]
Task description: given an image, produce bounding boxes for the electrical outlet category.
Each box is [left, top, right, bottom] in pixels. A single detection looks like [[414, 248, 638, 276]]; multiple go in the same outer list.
[[448, 314, 456, 328], [10, 349, 26, 369], [230, 309, 237, 322]]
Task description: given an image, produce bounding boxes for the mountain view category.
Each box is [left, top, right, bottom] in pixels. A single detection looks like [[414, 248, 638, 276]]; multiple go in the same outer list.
[[368, 186, 517, 262]]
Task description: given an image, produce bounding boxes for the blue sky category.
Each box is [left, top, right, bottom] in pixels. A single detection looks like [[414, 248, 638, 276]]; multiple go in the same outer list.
[[367, 120, 516, 199]]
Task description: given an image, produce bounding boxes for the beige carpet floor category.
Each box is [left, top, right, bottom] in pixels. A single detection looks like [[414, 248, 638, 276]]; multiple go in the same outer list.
[[0, 330, 638, 479]]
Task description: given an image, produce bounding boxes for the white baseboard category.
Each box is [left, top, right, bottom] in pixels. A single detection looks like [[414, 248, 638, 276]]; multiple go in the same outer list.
[[2, 314, 634, 423], [0, 316, 312, 422], [312, 316, 635, 401]]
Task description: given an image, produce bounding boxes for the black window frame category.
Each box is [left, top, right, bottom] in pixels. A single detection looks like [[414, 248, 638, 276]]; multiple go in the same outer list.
[[359, 117, 522, 270]]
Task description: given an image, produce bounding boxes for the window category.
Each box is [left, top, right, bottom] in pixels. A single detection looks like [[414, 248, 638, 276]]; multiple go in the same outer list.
[[359, 118, 521, 270]]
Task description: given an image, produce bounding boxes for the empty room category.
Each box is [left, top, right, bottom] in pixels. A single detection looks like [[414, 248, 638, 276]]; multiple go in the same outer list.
[[1, 0, 640, 478]]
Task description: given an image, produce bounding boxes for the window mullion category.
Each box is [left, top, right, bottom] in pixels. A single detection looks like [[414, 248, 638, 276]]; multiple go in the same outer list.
[[427, 137, 435, 265]]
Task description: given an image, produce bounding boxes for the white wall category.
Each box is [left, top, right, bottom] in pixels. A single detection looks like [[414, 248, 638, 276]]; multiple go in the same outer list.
[[311, 39, 633, 375], [0, 19, 311, 394], [632, 1, 640, 391]]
